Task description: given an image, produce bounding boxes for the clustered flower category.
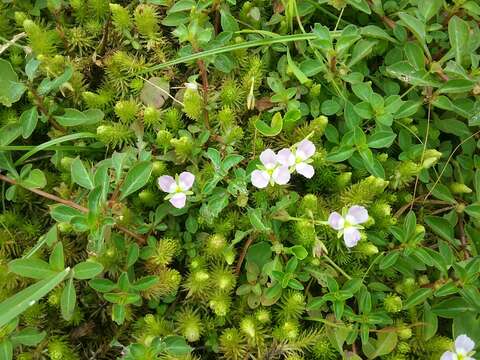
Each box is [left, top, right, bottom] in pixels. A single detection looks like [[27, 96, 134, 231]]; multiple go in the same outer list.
[[250, 138, 316, 189], [441, 335, 476, 360]]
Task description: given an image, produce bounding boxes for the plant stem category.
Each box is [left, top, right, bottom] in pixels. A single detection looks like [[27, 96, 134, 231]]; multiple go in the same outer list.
[[30, 88, 65, 132], [0, 174, 146, 244], [323, 254, 352, 280], [236, 236, 254, 275]]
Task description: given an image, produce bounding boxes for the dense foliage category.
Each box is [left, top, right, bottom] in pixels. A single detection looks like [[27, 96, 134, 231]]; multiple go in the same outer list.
[[1, 0, 480, 359]]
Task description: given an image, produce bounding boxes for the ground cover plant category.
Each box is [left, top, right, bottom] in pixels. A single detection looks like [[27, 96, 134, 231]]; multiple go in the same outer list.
[[0, 0, 480, 359]]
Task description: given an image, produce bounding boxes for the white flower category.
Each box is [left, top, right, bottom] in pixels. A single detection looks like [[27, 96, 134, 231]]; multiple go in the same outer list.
[[158, 171, 195, 209], [276, 139, 316, 179], [441, 335, 476, 360], [185, 82, 198, 90], [327, 205, 369, 248], [251, 149, 291, 188]]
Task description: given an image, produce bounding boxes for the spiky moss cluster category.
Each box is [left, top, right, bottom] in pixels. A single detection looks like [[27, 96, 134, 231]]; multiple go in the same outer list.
[[311, 337, 338, 359], [183, 88, 203, 121], [48, 336, 80, 360], [340, 176, 389, 206]]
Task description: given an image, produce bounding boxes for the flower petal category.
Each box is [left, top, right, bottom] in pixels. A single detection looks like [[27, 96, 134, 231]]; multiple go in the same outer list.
[[272, 166, 291, 185], [158, 175, 176, 193], [169, 193, 187, 208], [295, 163, 315, 178], [346, 205, 369, 225], [259, 149, 277, 169], [277, 148, 295, 166], [179, 171, 195, 191], [343, 227, 361, 248], [455, 335, 475, 355], [251, 170, 270, 188], [296, 139, 316, 160], [328, 212, 344, 230], [440, 351, 458, 360]]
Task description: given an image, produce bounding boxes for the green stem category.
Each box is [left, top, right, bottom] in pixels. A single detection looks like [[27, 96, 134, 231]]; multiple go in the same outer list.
[[323, 254, 352, 280], [142, 33, 341, 74]]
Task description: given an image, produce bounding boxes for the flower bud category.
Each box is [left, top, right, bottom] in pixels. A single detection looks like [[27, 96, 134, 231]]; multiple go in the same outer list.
[[384, 294, 403, 313], [397, 325, 412, 339], [449, 182, 472, 194], [422, 149, 442, 169], [356, 242, 379, 256]]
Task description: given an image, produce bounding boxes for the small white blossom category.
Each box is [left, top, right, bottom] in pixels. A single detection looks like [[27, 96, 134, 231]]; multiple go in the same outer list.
[[327, 205, 369, 248], [251, 149, 291, 188], [158, 172, 195, 209], [441, 335, 476, 360]]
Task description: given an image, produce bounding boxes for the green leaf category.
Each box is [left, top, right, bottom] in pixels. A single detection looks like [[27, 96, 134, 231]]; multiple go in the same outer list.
[[418, 0, 443, 21], [73, 261, 104, 280], [432, 297, 474, 318], [220, 9, 239, 32], [0, 268, 70, 327], [360, 25, 397, 43], [247, 208, 270, 232], [112, 303, 126, 324], [448, 16, 469, 65], [465, 203, 480, 219], [37, 66, 73, 96], [255, 113, 283, 137], [0, 59, 26, 107], [287, 49, 309, 84], [326, 146, 355, 162], [71, 158, 94, 190], [50, 205, 84, 223], [421, 303, 438, 340], [404, 288, 433, 309], [0, 341, 12, 360], [387, 62, 440, 87], [49, 242, 64, 271], [379, 251, 399, 270], [54, 108, 104, 127], [367, 131, 397, 149], [362, 332, 398, 359], [88, 278, 116, 292], [438, 79, 475, 94], [10, 328, 46, 346], [21, 169, 47, 189], [322, 99, 342, 115], [348, 40, 377, 67], [289, 245, 308, 260], [119, 161, 153, 200], [346, 0, 371, 14], [424, 216, 454, 241], [8, 259, 57, 280], [25, 58, 41, 81], [168, 0, 195, 13], [164, 335, 192, 356], [61, 276, 76, 321], [20, 107, 38, 139], [0, 123, 22, 146], [398, 13, 427, 54]]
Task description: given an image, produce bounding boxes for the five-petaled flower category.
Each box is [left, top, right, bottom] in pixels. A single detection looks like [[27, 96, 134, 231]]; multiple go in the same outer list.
[[277, 139, 316, 179], [441, 335, 476, 360], [327, 205, 369, 248], [250, 149, 291, 189], [158, 172, 195, 209]]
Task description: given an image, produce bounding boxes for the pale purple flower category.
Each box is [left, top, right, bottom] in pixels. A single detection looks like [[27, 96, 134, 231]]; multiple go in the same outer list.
[[327, 205, 369, 248], [276, 139, 316, 179], [441, 335, 476, 360], [251, 149, 291, 188], [158, 171, 195, 208]]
